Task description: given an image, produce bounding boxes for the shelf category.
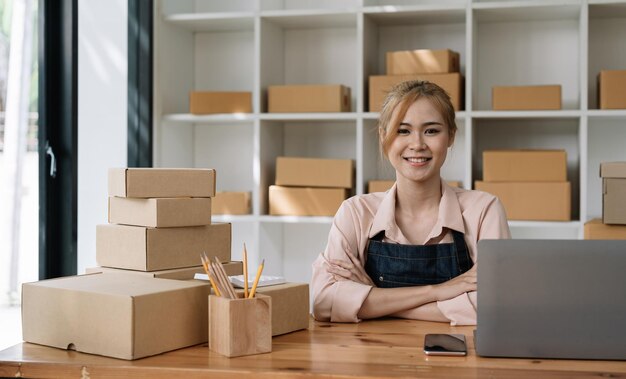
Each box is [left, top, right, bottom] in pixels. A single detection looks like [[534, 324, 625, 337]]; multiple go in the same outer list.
[[508, 220, 581, 228], [363, 5, 466, 25], [258, 215, 334, 224], [162, 113, 255, 124], [259, 113, 358, 121], [212, 215, 257, 223], [164, 12, 255, 32], [587, 110, 626, 119], [473, 2, 581, 22], [260, 10, 357, 28], [471, 110, 581, 119]]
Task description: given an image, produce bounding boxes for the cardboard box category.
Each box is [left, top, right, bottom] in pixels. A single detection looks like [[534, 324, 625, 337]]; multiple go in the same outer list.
[[268, 85, 351, 113], [269, 186, 348, 217], [254, 283, 309, 336], [276, 157, 354, 189], [369, 73, 463, 112], [601, 162, 626, 225], [212, 191, 252, 215], [367, 180, 461, 193], [386, 49, 460, 75], [86, 261, 243, 280], [492, 85, 561, 110], [483, 150, 567, 182], [22, 273, 210, 360], [584, 219, 626, 240], [189, 91, 252, 114], [108, 168, 216, 198], [599, 70, 626, 109], [96, 223, 231, 271], [108, 197, 212, 228], [475, 181, 571, 221]]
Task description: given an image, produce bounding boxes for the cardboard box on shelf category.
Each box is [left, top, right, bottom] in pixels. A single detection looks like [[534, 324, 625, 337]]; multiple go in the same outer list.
[[483, 150, 567, 182], [276, 157, 354, 189], [598, 70, 626, 109], [189, 91, 252, 114], [212, 191, 251, 215], [367, 180, 461, 193], [601, 162, 626, 225], [86, 261, 243, 280], [22, 273, 210, 360], [108, 197, 212, 228], [369, 73, 463, 112], [492, 85, 561, 110], [96, 223, 231, 271], [386, 49, 460, 75], [108, 168, 216, 198], [584, 219, 626, 240], [268, 85, 351, 113], [474, 181, 571, 221], [269, 186, 348, 217]]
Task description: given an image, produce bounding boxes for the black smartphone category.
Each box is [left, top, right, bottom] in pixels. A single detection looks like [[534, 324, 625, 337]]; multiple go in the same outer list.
[[423, 333, 467, 356]]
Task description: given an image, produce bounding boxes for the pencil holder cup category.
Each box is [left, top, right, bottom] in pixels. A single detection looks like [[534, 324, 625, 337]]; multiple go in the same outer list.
[[208, 293, 272, 358]]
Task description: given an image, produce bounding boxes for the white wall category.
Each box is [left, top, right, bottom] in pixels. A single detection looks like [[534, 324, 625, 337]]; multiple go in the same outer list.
[[77, 0, 127, 273]]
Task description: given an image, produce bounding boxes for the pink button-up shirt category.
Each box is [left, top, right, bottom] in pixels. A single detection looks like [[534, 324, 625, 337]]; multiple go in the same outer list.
[[311, 180, 511, 325]]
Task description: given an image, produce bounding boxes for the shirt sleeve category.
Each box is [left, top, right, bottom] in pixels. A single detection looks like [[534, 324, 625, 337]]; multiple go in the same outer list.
[[311, 200, 373, 323], [436, 196, 511, 325]]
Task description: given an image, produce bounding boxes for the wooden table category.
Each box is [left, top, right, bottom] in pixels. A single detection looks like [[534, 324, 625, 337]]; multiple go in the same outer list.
[[2, 318, 625, 378]]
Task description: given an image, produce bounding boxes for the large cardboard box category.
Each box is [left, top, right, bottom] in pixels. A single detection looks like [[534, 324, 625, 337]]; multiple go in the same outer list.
[[86, 261, 243, 280], [483, 150, 567, 182], [386, 49, 460, 75], [601, 162, 626, 225], [212, 191, 251, 215], [108, 197, 212, 228], [369, 73, 463, 112], [255, 283, 309, 336], [276, 157, 354, 189], [268, 85, 351, 113], [584, 219, 626, 240], [96, 223, 231, 271], [492, 85, 561, 110], [269, 186, 348, 217], [599, 70, 626, 109], [109, 168, 216, 198], [22, 273, 210, 360], [189, 91, 252, 114], [475, 181, 571, 221]]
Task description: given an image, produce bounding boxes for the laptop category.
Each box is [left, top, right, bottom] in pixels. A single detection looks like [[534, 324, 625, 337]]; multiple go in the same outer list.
[[475, 239, 626, 360]]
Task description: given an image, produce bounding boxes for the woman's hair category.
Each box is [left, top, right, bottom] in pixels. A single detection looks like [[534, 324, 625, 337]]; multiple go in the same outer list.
[[378, 80, 457, 156]]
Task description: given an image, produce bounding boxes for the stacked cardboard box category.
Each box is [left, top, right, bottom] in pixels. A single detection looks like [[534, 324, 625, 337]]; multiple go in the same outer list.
[[369, 48, 463, 112], [585, 162, 626, 238], [212, 191, 252, 215], [269, 157, 353, 216], [475, 150, 571, 221]]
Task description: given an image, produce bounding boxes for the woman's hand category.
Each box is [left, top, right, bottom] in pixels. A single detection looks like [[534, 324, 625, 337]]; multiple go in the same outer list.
[[432, 265, 477, 301], [326, 258, 375, 287]]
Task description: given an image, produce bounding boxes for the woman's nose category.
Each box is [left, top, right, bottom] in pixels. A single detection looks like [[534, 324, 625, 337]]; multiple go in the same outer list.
[[409, 133, 425, 150]]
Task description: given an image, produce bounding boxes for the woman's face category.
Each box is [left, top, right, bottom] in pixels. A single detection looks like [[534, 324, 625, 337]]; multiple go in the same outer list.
[[387, 97, 454, 185]]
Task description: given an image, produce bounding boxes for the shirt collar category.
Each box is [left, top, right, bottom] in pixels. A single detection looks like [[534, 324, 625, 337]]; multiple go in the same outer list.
[[368, 180, 466, 241]]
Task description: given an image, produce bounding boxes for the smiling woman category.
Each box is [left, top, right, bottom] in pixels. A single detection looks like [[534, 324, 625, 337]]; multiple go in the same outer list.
[[311, 80, 511, 326]]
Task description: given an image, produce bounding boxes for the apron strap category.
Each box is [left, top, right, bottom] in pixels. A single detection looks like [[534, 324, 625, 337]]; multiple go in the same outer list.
[[451, 229, 473, 273]]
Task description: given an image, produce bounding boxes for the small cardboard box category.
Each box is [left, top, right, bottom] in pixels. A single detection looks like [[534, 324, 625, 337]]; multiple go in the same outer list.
[[269, 185, 348, 217], [86, 262, 243, 280], [584, 219, 626, 240], [475, 181, 571, 221], [386, 49, 460, 75], [22, 273, 210, 360], [601, 162, 626, 225], [367, 180, 460, 193], [212, 191, 252, 215], [369, 73, 463, 112], [483, 150, 567, 182], [96, 223, 231, 271], [254, 283, 309, 336], [108, 197, 212, 228], [208, 294, 272, 358], [109, 168, 216, 198], [276, 157, 354, 189], [599, 70, 626, 109], [189, 91, 252, 114], [492, 85, 561, 110], [268, 84, 351, 113]]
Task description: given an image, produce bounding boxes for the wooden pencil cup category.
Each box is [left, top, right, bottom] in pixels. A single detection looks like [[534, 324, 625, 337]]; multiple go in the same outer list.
[[208, 293, 272, 358]]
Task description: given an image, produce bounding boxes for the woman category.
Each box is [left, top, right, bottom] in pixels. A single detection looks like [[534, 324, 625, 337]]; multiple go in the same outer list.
[[311, 81, 510, 326]]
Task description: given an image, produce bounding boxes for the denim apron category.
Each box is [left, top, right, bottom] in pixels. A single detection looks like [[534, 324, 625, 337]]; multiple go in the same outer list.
[[364, 229, 473, 288]]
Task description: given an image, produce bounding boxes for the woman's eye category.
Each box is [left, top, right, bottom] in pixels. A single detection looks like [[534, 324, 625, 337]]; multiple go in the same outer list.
[[425, 128, 440, 135], [398, 128, 410, 135]]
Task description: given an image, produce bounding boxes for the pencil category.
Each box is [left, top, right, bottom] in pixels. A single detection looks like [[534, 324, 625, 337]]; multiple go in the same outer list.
[[209, 261, 230, 299], [248, 259, 265, 299], [202, 253, 221, 297], [215, 257, 238, 299], [243, 243, 249, 298]]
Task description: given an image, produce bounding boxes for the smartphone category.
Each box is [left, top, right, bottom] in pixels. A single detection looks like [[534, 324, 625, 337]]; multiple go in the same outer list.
[[423, 333, 467, 356]]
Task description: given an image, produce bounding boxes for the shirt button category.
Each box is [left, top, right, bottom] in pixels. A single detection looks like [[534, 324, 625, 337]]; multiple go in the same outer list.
[[379, 276, 384, 282]]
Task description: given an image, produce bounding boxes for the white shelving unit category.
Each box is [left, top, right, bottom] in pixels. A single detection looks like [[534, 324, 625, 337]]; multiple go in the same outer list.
[[154, 0, 626, 283]]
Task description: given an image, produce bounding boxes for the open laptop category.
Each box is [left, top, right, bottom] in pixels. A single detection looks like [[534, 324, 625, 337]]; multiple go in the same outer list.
[[475, 239, 626, 360]]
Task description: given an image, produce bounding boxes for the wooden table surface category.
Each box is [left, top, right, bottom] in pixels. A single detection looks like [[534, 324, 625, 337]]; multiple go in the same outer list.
[[2, 317, 626, 378]]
